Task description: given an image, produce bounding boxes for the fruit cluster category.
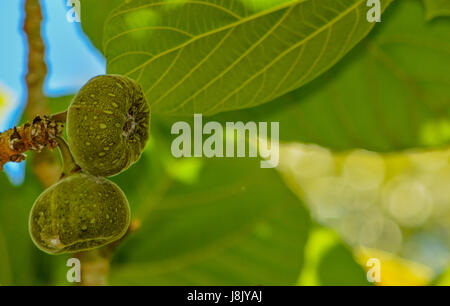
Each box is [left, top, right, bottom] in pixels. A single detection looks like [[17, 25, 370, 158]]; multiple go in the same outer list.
[[29, 75, 150, 254]]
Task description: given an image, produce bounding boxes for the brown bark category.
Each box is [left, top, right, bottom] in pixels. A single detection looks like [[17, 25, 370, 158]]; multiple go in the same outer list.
[[24, 0, 48, 118], [0, 116, 63, 171]]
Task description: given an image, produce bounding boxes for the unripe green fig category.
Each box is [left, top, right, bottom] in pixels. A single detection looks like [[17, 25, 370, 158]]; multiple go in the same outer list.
[[29, 173, 130, 254], [67, 74, 150, 177]]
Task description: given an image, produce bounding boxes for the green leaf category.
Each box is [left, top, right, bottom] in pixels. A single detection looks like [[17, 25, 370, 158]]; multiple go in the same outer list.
[[0, 226, 12, 285], [249, 0, 450, 152], [0, 171, 45, 285], [109, 155, 311, 285], [317, 244, 370, 285], [423, 0, 450, 20], [298, 226, 370, 285], [102, 0, 392, 115], [79, 0, 125, 51]]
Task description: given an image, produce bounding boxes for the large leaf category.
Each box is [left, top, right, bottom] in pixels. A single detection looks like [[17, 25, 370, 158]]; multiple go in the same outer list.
[[101, 0, 392, 115], [79, 0, 124, 52], [317, 244, 370, 285], [231, 0, 450, 152], [423, 0, 450, 20], [108, 133, 311, 285], [298, 226, 370, 285]]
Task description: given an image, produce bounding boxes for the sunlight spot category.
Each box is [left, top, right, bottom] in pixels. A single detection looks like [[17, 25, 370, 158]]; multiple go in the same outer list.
[[279, 143, 334, 181], [420, 119, 450, 146]]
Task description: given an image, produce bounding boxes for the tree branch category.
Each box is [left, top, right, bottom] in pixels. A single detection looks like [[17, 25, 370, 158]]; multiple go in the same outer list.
[[23, 0, 62, 187], [0, 116, 64, 171], [24, 0, 48, 118]]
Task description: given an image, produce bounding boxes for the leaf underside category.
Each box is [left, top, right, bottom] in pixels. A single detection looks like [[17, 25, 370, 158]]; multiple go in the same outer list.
[[103, 0, 392, 115]]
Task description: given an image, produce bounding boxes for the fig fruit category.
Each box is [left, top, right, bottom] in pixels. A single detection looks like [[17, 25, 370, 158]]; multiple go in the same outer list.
[[67, 74, 150, 177], [29, 173, 130, 254]]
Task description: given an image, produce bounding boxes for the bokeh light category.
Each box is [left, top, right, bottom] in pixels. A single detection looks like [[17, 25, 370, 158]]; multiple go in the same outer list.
[[278, 143, 450, 273]]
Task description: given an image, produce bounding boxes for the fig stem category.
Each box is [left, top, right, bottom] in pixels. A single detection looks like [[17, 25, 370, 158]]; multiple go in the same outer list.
[[74, 220, 140, 286], [51, 110, 68, 123], [56, 136, 81, 178]]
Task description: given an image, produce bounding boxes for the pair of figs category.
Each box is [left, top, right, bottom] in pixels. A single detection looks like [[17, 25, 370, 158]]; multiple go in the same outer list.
[[29, 75, 150, 254]]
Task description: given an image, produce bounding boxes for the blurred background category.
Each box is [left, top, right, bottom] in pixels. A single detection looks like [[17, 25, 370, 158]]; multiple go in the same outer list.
[[0, 0, 449, 286]]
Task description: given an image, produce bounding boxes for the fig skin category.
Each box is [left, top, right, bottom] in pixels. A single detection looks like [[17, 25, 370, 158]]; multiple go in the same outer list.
[[67, 74, 150, 177], [29, 173, 130, 255]]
